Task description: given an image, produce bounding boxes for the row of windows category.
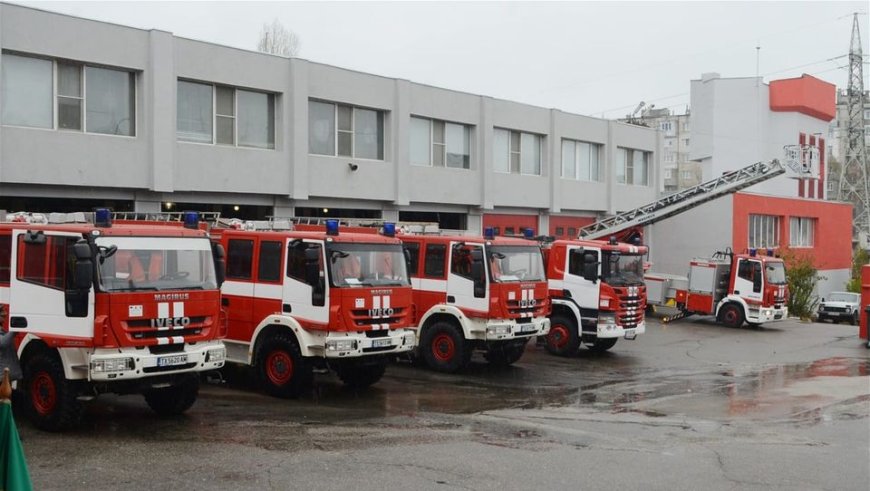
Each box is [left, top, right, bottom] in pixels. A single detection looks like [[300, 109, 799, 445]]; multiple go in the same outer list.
[[748, 214, 816, 248], [1, 52, 652, 184]]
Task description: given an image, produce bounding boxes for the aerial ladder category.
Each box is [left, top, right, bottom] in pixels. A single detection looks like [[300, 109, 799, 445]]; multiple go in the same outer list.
[[578, 159, 786, 241]]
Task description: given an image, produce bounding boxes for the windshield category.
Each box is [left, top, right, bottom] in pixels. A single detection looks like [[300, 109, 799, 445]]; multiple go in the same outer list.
[[97, 236, 217, 292], [487, 245, 546, 282], [828, 292, 858, 303], [327, 243, 410, 287], [601, 252, 644, 286], [765, 262, 787, 285]]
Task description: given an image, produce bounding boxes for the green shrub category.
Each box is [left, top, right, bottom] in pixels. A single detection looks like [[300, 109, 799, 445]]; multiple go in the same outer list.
[[779, 248, 824, 320], [846, 248, 868, 293]]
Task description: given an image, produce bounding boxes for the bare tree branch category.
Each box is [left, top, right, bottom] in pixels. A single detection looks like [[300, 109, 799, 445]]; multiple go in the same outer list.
[[257, 19, 300, 57]]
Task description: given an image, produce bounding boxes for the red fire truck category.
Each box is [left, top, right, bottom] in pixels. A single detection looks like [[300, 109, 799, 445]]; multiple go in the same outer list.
[[399, 228, 550, 372], [541, 237, 647, 355], [0, 210, 227, 431], [211, 219, 415, 397], [645, 248, 788, 327]]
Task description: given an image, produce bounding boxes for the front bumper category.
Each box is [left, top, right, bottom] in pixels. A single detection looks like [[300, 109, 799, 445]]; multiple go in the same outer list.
[[818, 309, 853, 318], [751, 306, 788, 323], [318, 329, 416, 359], [89, 340, 225, 382], [597, 319, 646, 339], [474, 317, 551, 341]]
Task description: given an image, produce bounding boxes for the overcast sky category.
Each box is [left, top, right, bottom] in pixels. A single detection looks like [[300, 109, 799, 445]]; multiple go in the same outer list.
[[17, 1, 870, 119]]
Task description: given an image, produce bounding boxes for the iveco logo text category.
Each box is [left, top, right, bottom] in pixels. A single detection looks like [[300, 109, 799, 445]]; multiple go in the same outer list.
[[370, 289, 393, 295], [154, 293, 190, 301], [150, 317, 191, 328], [368, 308, 394, 317]]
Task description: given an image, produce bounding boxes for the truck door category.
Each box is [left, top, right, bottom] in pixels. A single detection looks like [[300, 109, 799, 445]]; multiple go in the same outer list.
[[283, 240, 329, 324], [222, 235, 257, 341], [734, 258, 763, 303], [563, 246, 600, 311], [447, 242, 489, 313], [8, 230, 94, 339]]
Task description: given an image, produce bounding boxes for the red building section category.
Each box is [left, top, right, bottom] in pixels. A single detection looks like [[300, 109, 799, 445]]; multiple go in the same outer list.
[[482, 214, 538, 236], [769, 74, 836, 121], [731, 193, 852, 270], [797, 133, 825, 200], [548, 215, 596, 240]]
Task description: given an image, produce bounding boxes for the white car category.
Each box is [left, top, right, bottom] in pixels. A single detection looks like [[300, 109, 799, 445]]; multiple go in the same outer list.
[[817, 292, 861, 325]]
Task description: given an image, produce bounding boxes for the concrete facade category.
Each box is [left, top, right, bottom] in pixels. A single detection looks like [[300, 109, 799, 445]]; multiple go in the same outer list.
[[0, 3, 659, 233]]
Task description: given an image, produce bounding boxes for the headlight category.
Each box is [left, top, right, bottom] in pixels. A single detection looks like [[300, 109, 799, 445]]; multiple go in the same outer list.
[[845, 306, 852, 312], [92, 357, 134, 373], [206, 348, 226, 362], [818, 305, 824, 312], [326, 339, 358, 351], [486, 325, 512, 336], [599, 298, 611, 308]]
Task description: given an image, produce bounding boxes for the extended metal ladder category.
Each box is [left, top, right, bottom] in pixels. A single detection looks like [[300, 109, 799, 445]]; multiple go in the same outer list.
[[579, 159, 786, 240]]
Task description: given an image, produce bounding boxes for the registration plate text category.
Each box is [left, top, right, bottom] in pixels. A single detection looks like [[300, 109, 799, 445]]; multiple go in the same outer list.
[[157, 354, 188, 367], [372, 338, 393, 348]]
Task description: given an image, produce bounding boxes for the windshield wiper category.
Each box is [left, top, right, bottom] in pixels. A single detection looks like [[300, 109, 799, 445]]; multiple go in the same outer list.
[[110, 286, 159, 292]]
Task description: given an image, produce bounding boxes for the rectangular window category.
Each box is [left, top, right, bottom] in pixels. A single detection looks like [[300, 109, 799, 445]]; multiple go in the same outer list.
[[0, 235, 12, 283], [561, 138, 602, 181], [257, 241, 282, 282], [1, 54, 53, 129], [16, 235, 76, 290], [748, 214, 780, 248], [286, 243, 322, 287], [410, 116, 471, 169], [423, 244, 446, 278], [494, 128, 542, 175], [308, 100, 385, 160], [177, 80, 275, 148], [403, 242, 420, 277], [410, 117, 431, 166], [617, 147, 650, 186], [57, 62, 83, 131], [789, 217, 815, 247], [86, 66, 135, 136], [664, 169, 673, 179], [226, 239, 254, 280], [682, 170, 692, 179]]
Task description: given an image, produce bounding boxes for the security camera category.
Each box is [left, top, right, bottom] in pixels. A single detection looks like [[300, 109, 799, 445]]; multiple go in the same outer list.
[[348, 163, 359, 171]]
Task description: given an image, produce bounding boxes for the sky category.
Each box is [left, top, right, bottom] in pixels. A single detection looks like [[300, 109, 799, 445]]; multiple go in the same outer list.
[[15, 1, 870, 119]]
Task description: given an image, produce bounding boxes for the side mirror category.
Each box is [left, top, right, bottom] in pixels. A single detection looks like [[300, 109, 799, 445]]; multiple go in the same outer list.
[[582, 253, 598, 283], [73, 241, 92, 260], [470, 248, 486, 298], [821, 298, 825, 302], [74, 258, 93, 290], [304, 248, 321, 287], [753, 275, 762, 293], [24, 230, 46, 244], [212, 243, 226, 287], [403, 248, 412, 272]]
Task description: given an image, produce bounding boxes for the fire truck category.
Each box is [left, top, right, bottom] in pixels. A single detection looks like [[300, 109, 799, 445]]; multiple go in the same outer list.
[[211, 219, 415, 397], [399, 228, 550, 372], [645, 248, 788, 327], [541, 237, 647, 355], [0, 210, 227, 431]]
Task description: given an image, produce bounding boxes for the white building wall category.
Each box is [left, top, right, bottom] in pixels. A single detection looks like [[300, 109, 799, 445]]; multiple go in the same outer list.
[[648, 195, 734, 276]]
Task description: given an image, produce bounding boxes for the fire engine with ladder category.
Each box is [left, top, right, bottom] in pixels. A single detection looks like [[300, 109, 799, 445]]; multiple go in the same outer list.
[[292, 220, 551, 373], [210, 219, 416, 397], [0, 210, 227, 431]]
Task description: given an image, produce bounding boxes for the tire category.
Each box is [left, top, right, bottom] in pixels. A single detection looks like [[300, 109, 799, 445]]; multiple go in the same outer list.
[[22, 351, 83, 432], [255, 332, 313, 398], [544, 315, 581, 356], [817, 315, 827, 323], [420, 321, 471, 373], [144, 375, 199, 416], [850, 313, 858, 326], [718, 303, 745, 328], [336, 359, 387, 389], [588, 337, 618, 352], [484, 340, 527, 367]]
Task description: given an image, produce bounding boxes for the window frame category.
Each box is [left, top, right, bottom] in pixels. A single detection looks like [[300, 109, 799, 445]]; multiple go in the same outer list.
[[308, 99, 386, 161], [789, 216, 815, 248], [410, 115, 472, 169], [748, 214, 781, 249], [560, 138, 602, 182], [616, 147, 651, 186], [494, 128, 542, 176], [177, 78, 276, 150], [1, 52, 137, 137]]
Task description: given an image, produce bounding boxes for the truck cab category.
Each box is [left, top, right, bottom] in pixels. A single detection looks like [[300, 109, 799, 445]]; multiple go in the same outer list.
[[400, 230, 550, 372], [542, 238, 647, 355]]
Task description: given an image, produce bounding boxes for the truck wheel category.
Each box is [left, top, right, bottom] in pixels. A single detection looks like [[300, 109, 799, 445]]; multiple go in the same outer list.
[[718, 303, 745, 328], [255, 332, 312, 398], [144, 375, 199, 416], [588, 337, 618, 352], [420, 322, 471, 373], [22, 352, 83, 432], [544, 315, 580, 356], [337, 359, 387, 389], [484, 341, 527, 367]]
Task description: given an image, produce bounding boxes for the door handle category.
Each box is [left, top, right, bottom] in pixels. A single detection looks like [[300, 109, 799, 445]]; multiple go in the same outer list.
[[282, 303, 292, 313], [10, 317, 27, 328], [447, 295, 455, 303], [221, 298, 230, 306], [734, 290, 740, 295]]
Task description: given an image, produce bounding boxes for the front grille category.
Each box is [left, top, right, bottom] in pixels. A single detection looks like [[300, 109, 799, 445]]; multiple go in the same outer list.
[[127, 316, 208, 328], [350, 308, 406, 329], [362, 345, 398, 353], [133, 328, 202, 340], [506, 299, 548, 318], [143, 362, 197, 373], [148, 344, 186, 355], [364, 330, 390, 338], [613, 286, 646, 327], [823, 306, 847, 313]]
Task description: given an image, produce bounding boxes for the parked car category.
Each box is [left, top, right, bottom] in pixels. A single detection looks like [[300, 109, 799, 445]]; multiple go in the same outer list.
[[817, 292, 861, 325]]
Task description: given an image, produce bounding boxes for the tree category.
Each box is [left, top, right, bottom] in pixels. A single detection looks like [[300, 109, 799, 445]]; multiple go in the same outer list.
[[257, 19, 300, 57], [779, 248, 825, 320], [846, 247, 868, 293]]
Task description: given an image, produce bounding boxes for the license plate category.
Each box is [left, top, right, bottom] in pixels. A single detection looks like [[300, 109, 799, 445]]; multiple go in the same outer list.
[[520, 323, 537, 333], [157, 354, 188, 367], [372, 338, 392, 348], [624, 328, 636, 339], [774, 314, 783, 319]]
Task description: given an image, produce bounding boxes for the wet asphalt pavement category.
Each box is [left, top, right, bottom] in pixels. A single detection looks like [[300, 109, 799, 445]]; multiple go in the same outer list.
[[16, 317, 870, 490]]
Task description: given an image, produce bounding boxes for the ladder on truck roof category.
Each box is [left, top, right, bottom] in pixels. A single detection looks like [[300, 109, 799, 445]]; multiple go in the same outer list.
[[3, 210, 221, 225], [579, 159, 786, 240]]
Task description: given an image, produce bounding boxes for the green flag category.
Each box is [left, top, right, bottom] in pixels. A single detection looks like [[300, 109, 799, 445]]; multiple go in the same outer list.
[[0, 402, 32, 491]]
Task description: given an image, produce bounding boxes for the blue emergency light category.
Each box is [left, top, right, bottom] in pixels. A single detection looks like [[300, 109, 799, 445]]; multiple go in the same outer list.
[[749, 248, 757, 257], [94, 208, 112, 228], [326, 219, 340, 236], [609, 236, 618, 245], [523, 228, 534, 239], [484, 227, 495, 240], [182, 211, 200, 229], [382, 222, 396, 237], [766, 248, 774, 256]]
